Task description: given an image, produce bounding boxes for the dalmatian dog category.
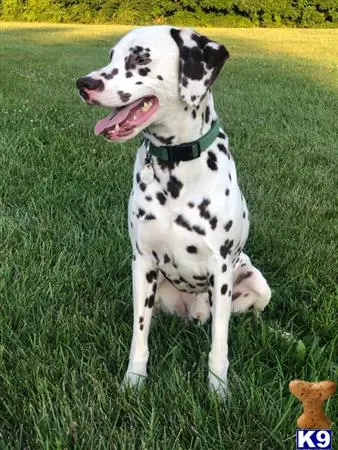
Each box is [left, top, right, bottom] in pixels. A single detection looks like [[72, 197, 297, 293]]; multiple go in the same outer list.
[[76, 26, 271, 396]]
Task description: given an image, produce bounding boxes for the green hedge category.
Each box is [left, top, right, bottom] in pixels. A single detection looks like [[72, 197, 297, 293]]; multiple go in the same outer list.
[[1, 0, 337, 27]]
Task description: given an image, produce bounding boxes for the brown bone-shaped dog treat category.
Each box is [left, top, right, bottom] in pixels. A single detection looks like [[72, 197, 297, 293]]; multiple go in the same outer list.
[[289, 380, 336, 429]]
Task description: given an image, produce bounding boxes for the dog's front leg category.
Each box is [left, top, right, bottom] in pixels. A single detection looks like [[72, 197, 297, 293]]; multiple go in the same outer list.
[[123, 255, 158, 388], [208, 257, 233, 397]]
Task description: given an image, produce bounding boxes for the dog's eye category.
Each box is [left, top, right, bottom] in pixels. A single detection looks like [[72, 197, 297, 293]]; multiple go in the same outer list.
[[135, 55, 146, 64]]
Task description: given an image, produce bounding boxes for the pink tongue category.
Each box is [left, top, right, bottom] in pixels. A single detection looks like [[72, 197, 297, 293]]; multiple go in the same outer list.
[[94, 98, 143, 136]]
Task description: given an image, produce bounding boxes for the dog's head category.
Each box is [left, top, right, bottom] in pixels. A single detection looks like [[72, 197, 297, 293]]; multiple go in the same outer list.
[[76, 26, 229, 142]]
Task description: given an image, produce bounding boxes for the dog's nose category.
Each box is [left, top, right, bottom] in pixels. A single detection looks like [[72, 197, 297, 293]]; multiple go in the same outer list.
[[76, 76, 104, 92]]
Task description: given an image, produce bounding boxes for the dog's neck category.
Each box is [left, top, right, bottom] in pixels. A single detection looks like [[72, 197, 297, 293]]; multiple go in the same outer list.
[[143, 92, 218, 147]]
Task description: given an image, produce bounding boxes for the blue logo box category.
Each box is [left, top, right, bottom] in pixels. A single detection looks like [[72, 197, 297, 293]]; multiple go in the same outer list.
[[296, 429, 332, 450]]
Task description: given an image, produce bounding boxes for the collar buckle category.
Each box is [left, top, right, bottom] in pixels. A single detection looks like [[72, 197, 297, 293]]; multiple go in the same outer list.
[[167, 141, 201, 163]]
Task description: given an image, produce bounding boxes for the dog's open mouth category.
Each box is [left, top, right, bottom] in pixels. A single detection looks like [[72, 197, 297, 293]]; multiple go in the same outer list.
[[94, 95, 159, 140]]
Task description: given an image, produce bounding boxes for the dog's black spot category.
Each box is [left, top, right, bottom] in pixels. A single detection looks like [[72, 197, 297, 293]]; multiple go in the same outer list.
[[139, 316, 144, 323], [145, 195, 152, 201], [225, 188, 230, 196], [130, 45, 144, 53], [191, 95, 196, 102], [192, 225, 205, 235], [208, 289, 213, 307], [198, 199, 211, 220], [139, 67, 151, 76], [208, 151, 216, 161], [136, 242, 143, 256], [146, 293, 155, 308], [117, 90, 131, 103], [151, 133, 174, 145], [181, 76, 189, 88], [125, 54, 137, 71], [140, 324, 144, 330], [218, 131, 226, 139], [209, 217, 217, 230], [145, 214, 156, 220], [192, 109, 197, 119], [235, 271, 253, 286], [209, 274, 214, 287], [193, 275, 206, 281], [156, 192, 166, 205], [188, 202, 195, 208], [137, 208, 145, 218], [205, 106, 210, 124], [243, 211, 246, 218], [217, 143, 228, 155], [207, 151, 217, 171], [136, 81, 143, 85], [222, 264, 227, 272], [146, 270, 157, 283], [164, 254, 170, 263], [186, 245, 198, 254], [157, 75, 163, 80], [221, 284, 228, 295], [220, 239, 234, 259], [140, 182, 146, 192], [184, 106, 188, 111], [175, 214, 192, 231], [232, 292, 241, 301], [191, 33, 211, 49], [224, 220, 233, 232], [109, 49, 114, 61], [101, 68, 118, 80], [152, 251, 159, 263], [229, 173, 232, 182], [167, 176, 183, 199], [158, 159, 179, 171], [126, 71, 133, 78]]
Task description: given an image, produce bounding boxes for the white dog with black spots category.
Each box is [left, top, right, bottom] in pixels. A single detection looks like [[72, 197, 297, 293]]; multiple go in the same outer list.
[[76, 25, 271, 396]]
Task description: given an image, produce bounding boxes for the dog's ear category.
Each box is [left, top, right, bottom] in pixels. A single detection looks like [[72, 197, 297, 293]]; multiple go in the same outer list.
[[170, 28, 229, 108]]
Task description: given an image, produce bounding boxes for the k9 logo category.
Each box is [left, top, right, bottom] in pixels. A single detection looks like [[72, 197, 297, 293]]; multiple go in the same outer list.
[[296, 430, 332, 449]]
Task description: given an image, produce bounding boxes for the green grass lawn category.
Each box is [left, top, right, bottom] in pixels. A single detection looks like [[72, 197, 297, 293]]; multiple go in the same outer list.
[[0, 23, 337, 449]]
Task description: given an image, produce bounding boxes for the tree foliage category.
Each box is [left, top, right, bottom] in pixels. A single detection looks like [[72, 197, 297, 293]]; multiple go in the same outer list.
[[0, 0, 337, 27]]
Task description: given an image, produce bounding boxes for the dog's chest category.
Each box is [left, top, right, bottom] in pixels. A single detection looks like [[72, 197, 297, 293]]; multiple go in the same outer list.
[[129, 186, 212, 291], [128, 141, 247, 292]]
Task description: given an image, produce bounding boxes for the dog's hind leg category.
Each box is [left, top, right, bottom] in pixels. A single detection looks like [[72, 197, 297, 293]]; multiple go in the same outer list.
[[122, 256, 158, 389], [231, 253, 271, 314]]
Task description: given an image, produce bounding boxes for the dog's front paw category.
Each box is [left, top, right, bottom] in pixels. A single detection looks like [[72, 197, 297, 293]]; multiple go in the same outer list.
[[208, 371, 228, 398], [121, 370, 147, 391]]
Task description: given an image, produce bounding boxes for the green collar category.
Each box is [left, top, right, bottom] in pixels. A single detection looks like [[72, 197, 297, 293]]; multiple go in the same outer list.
[[143, 118, 221, 163]]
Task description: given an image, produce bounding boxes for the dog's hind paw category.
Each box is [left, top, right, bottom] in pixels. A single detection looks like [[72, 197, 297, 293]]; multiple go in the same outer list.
[[232, 255, 271, 314]]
